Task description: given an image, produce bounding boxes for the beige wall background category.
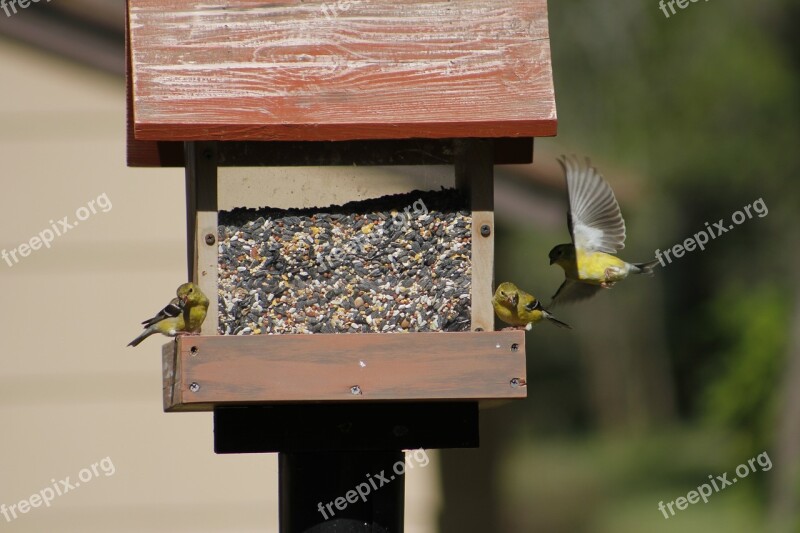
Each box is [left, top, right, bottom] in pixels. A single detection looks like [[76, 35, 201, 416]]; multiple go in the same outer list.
[[0, 37, 440, 532]]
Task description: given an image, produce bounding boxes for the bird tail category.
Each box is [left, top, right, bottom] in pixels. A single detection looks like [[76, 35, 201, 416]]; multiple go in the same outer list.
[[543, 311, 572, 329], [128, 327, 155, 347], [632, 259, 660, 276]]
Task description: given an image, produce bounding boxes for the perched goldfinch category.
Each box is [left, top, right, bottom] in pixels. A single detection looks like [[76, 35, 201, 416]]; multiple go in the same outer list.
[[549, 156, 658, 305], [128, 282, 209, 347], [493, 282, 571, 330]]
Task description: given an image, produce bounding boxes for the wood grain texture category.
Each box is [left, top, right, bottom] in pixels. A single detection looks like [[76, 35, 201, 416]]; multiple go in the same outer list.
[[455, 139, 495, 332], [128, 0, 556, 142], [195, 211, 219, 334], [184, 142, 219, 334], [163, 331, 526, 411]]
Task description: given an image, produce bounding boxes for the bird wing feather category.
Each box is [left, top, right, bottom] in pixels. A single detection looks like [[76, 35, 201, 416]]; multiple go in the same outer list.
[[560, 155, 626, 254], [141, 297, 183, 328]]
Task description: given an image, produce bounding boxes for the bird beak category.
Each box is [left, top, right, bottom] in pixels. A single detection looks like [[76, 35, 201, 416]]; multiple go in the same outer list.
[[549, 257, 555, 265], [510, 294, 519, 307]]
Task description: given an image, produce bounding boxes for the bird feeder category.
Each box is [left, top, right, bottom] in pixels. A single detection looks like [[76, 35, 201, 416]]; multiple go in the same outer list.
[[126, 0, 556, 529]]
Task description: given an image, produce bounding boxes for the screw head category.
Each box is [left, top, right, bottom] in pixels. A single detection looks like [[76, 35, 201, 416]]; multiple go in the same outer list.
[[190, 346, 199, 356], [189, 382, 200, 393], [205, 233, 216, 245], [511, 343, 519, 352], [480, 224, 491, 237], [510, 378, 526, 388], [350, 385, 362, 396]]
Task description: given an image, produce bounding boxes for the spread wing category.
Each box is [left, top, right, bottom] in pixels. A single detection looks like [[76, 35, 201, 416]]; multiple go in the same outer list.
[[559, 155, 626, 254], [550, 279, 603, 307], [141, 297, 183, 328]]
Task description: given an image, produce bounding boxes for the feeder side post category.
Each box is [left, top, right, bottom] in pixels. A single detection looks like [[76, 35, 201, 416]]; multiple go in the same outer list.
[[455, 139, 495, 332], [185, 141, 219, 335]]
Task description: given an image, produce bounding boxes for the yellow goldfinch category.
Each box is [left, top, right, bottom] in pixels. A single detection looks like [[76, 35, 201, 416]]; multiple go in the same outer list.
[[493, 282, 571, 330], [128, 282, 209, 347], [549, 156, 658, 305]]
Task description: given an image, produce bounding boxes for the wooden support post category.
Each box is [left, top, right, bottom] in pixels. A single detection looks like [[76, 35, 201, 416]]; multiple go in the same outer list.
[[279, 451, 404, 533], [455, 139, 495, 332], [184, 141, 219, 335]]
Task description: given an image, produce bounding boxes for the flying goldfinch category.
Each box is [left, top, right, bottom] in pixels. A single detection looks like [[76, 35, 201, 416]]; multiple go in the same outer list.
[[493, 282, 571, 330], [128, 282, 209, 347], [549, 156, 658, 305]]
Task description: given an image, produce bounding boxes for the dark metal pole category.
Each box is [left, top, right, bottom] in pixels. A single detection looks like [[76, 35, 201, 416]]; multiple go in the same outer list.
[[214, 403, 477, 531], [279, 451, 405, 533]]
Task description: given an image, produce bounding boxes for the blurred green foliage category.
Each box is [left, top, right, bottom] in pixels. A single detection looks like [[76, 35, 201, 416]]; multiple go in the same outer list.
[[703, 283, 790, 467], [489, 0, 800, 530]]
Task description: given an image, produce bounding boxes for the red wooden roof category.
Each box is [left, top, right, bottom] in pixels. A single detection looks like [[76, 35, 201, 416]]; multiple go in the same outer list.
[[128, 0, 556, 143]]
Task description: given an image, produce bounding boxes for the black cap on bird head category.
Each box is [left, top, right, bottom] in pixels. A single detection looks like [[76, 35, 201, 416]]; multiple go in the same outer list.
[[549, 244, 571, 265]]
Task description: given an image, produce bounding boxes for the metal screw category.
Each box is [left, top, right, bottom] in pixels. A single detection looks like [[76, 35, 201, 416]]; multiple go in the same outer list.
[[205, 233, 216, 245], [189, 382, 201, 393], [190, 346, 199, 356], [202, 148, 214, 160], [511, 343, 519, 352], [474, 327, 484, 332], [480, 224, 491, 237], [510, 378, 526, 388], [350, 385, 362, 396]]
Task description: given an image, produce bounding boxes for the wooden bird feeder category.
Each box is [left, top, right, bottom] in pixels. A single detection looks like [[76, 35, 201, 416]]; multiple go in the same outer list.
[[126, 0, 556, 529]]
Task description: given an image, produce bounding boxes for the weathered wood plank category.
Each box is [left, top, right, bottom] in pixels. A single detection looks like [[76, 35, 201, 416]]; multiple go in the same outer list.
[[455, 139, 495, 332], [128, 0, 556, 142], [195, 210, 219, 335], [164, 331, 526, 410], [162, 340, 180, 410], [183, 142, 220, 334]]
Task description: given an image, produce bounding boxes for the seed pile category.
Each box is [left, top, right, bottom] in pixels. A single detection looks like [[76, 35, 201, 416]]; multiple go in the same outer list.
[[218, 190, 472, 335]]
